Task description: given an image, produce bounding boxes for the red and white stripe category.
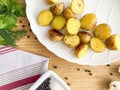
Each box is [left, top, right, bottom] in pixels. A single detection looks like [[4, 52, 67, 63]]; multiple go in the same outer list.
[[0, 46, 49, 90], [0, 46, 16, 55], [0, 61, 48, 90]]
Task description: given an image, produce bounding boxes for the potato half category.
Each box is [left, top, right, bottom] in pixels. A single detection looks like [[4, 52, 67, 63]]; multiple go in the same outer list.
[[105, 34, 120, 50], [78, 31, 91, 44], [70, 0, 85, 14], [50, 2, 65, 15], [90, 38, 105, 52], [48, 29, 64, 42], [38, 10, 53, 26], [63, 35, 80, 48], [94, 24, 111, 40], [63, 8, 76, 20], [80, 13, 97, 30], [75, 44, 88, 58], [66, 18, 81, 35], [52, 16, 66, 30], [46, 0, 58, 4]]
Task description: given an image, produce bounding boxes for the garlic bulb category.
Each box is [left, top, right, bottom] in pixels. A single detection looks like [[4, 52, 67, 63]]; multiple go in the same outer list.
[[109, 81, 120, 90]]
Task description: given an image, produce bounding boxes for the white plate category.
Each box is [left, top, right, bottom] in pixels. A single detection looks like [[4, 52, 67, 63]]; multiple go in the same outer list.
[[25, 0, 120, 65]]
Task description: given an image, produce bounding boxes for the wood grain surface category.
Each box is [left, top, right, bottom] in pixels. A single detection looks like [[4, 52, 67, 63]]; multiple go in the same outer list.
[[16, 0, 120, 90]]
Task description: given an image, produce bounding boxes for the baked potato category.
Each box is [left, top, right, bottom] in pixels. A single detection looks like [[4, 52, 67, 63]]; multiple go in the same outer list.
[[51, 16, 66, 30], [66, 18, 81, 35], [63, 8, 76, 20], [46, 0, 58, 4], [38, 10, 53, 26], [94, 23, 111, 40], [50, 2, 65, 15], [105, 34, 120, 50], [75, 44, 88, 58], [48, 29, 64, 42], [90, 37, 105, 52], [80, 13, 97, 30], [78, 31, 91, 44], [70, 0, 85, 14], [63, 35, 80, 48]]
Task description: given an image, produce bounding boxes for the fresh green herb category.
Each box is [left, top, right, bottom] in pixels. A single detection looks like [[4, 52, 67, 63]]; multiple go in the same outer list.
[[0, 29, 26, 46], [0, 0, 26, 17], [0, 0, 26, 46], [0, 14, 17, 29]]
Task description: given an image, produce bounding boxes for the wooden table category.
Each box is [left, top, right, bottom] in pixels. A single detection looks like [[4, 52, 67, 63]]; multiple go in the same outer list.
[[17, 0, 120, 90]]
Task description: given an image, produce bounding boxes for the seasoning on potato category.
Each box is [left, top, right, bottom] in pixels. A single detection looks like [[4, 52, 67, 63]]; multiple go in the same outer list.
[[48, 29, 64, 42], [63, 35, 80, 48], [52, 16, 66, 30], [90, 38, 105, 52], [38, 10, 53, 26], [105, 34, 120, 50], [46, 0, 58, 4], [66, 18, 81, 35], [75, 44, 88, 58], [94, 23, 111, 40], [63, 8, 76, 20], [70, 0, 85, 14], [78, 31, 91, 44], [50, 2, 65, 15], [80, 13, 97, 30]]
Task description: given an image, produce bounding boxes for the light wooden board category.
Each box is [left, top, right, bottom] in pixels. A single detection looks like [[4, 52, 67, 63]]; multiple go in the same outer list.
[[16, 1, 120, 90]]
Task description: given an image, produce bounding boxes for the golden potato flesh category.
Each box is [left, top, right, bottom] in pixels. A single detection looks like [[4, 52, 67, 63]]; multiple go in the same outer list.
[[75, 44, 88, 58], [105, 34, 120, 50], [38, 10, 53, 26], [63, 8, 76, 20], [94, 24, 111, 40], [63, 35, 80, 48], [90, 38, 105, 52], [78, 31, 91, 44], [66, 18, 81, 35], [80, 13, 97, 30], [70, 0, 85, 14], [50, 2, 65, 15], [52, 16, 66, 30], [48, 29, 64, 42], [46, 0, 58, 4]]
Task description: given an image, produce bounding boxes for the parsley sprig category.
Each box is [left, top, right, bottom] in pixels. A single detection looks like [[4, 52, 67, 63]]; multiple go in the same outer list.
[[0, 0, 26, 46]]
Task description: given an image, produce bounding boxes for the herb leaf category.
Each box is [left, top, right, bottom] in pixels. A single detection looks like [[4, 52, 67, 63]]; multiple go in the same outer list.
[[0, 29, 26, 46], [0, 14, 17, 29], [0, 0, 26, 46]]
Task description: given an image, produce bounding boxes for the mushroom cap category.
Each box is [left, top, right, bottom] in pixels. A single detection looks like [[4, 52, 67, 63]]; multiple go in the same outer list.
[[109, 81, 120, 90]]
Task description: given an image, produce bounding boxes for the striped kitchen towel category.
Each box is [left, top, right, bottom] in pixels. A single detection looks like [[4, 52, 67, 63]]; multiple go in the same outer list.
[[0, 46, 49, 90]]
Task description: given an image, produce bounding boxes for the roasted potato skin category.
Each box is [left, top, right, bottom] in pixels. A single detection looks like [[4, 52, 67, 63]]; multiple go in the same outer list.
[[70, 0, 85, 14], [105, 35, 120, 50], [94, 24, 111, 40], [90, 38, 105, 52], [78, 31, 91, 44], [46, 0, 58, 4], [63, 8, 76, 20], [38, 10, 53, 26], [66, 18, 81, 35], [48, 29, 64, 42], [63, 35, 80, 48], [80, 13, 97, 30], [75, 44, 88, 58], [51, 16, 66, 30], [49, 2, 65, 15]]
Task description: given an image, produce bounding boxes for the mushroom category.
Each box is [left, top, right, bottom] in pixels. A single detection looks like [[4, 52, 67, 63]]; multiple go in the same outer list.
[[109, 81, 120, 90], [118, 67, 120, 73]]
